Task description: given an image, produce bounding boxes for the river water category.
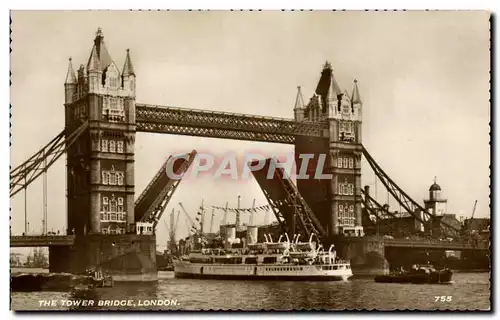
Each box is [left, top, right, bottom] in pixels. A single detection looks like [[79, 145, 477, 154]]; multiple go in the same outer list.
[[11, 272, 490, 311]]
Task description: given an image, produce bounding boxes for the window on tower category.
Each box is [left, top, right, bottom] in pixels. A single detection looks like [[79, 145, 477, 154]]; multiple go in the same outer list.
[[348, 158, 354, 169], [102, 172, 109, 185], [338, 181, 354, 195], [117, 197, 124, 213], [338, 203, 355, 227], [107, 97, 125, 122], [110, 196, 117, 213], [110, 76, 118, 88], [339, 121, 355, 143], [109, 140, 116, 153], [102, 196, 109, 213], [117, 141, 124, 153], [117, 173, 124, 186], [101, 139, 108, 152], [109, 172, 117, 185]]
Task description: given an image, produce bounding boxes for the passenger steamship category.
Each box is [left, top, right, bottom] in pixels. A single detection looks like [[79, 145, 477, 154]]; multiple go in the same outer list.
[[174, 230, 353, 281]]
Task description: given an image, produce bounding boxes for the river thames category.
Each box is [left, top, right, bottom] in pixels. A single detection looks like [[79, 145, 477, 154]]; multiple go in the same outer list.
[[11, 271, 490, 311]]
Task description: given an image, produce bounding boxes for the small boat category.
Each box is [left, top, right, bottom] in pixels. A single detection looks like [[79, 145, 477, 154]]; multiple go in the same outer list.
[[84, 268, 113, 288], [374, 265, 452, 284]]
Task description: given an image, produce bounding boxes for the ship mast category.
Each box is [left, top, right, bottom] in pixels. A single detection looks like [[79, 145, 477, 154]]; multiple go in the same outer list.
[[235, 195, 241, 231], [199, 198, 205, 236], [250, 198, 256, 226]]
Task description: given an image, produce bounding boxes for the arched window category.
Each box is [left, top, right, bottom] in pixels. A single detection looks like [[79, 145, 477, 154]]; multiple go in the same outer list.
[[109, 140, 116, 153], [348, 158, 354, 169], [117, 173, 124, 186], [117, 141, 124, 153], [110, 197, 117, 213], [102, 197, 109, 212], [102, 171, 109, 185], [338, 157, 343, 168], [101, 139, 108, 152], [343, 158, 348, 168], [117, 197, 124, 213]]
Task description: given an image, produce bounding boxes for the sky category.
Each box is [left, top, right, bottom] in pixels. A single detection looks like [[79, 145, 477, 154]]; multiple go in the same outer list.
[[10, 11, 490, 252]]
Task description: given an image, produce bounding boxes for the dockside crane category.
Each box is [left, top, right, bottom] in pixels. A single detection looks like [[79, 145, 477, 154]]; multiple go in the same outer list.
[[464, 200, 478, 236], [471, 200, 478, 220], [179, 202, 199, 236]]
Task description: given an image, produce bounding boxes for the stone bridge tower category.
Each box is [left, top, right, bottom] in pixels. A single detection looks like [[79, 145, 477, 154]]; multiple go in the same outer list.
[[64, 28, 136, 236], [294, 62, 364, 238], [56, 28, 156, 281]]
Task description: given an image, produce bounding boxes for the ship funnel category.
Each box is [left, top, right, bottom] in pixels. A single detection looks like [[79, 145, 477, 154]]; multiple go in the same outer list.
[[225, 225, 236, 247], [247, 226, 258, 245]]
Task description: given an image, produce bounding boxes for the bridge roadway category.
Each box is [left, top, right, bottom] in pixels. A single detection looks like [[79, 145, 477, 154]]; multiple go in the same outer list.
[[10, 235, 75, 247], [9, 235, 488, 251]]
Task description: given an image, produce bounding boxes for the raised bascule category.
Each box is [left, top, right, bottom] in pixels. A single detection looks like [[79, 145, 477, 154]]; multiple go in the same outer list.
[[10, 29, 489, 280]]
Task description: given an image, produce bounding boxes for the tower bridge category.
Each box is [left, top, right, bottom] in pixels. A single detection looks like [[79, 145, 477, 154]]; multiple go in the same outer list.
[[10, 28, 488, 280]]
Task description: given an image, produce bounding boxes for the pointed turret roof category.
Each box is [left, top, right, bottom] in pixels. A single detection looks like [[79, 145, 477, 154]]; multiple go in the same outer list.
[[86, 28, 113, 72], [294, 86, 305, 109], [315, 61, 342, 104], [351, 79, 362, 104], [64, 57, 76, 84], [122, 49, 135, 76], [87, 46, 100, 71]]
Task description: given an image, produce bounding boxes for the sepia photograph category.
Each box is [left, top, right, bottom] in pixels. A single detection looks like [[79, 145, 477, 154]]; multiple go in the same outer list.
[[9, 10, 491, 311]]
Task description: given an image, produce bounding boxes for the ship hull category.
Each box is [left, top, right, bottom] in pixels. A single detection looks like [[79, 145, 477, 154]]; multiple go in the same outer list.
[[173, 261, 352, 281], [175, 272, 349, 281]]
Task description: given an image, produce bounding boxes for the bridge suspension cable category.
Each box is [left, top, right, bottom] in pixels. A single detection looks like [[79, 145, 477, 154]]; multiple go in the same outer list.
[[361, 146, 461, 236], [10, 121, 89, 198]]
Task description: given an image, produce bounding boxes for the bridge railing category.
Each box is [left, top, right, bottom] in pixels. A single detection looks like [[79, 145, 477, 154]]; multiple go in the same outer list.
[[10, 235, 76, 247]]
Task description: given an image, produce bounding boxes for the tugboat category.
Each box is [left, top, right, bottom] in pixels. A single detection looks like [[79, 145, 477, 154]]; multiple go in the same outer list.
[[374, 265, 453, 284]]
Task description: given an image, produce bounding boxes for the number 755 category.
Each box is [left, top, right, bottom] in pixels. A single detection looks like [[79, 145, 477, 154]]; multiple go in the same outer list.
[[435, 296, 452, 302]]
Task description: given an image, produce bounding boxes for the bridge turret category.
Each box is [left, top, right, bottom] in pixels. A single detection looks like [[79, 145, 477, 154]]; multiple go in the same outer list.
[[64, 57, 76, 104], [293, 86, 305, 121], [122, 49, 136, 97], [87, 45, 102, 94], [351, 79, 362, 106]]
